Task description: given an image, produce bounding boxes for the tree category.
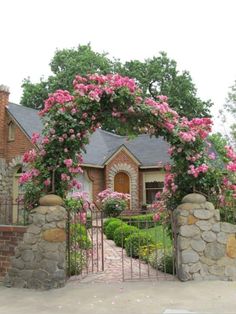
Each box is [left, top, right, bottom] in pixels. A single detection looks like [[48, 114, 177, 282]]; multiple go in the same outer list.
[[21, 44, 113, 109], [21, 44, 212, 119], [224, 81, 236, 146]]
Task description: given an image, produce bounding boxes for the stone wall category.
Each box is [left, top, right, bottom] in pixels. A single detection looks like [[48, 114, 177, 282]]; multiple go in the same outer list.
[[4, 195, 67, 289], [0, 225, 26, 281], [175, 193, 236, 281]]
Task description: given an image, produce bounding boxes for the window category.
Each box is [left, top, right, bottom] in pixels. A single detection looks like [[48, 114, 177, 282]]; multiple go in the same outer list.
[[145, 181, 164, 204], [143, 171, 165, 204], [8, 121, 15, 141]]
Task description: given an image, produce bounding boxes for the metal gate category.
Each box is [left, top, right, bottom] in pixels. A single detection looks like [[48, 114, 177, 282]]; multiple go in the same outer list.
[[66, 206, 104, 278], [119, 210, 177, 281], [66, 207, 177, 282]]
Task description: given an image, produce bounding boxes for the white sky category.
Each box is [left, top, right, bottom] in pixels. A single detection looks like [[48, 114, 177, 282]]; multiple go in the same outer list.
[[1, 0, 236, 135]]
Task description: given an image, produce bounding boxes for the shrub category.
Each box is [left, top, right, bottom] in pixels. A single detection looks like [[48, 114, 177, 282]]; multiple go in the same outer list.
[[70, 223, 91, 249], [103, 198, 127, 217], [148, 250, 175, 274], [120, 214, 156, 229], [125, 232, 154, 258], [139, 243, 164, 262], [104, 220, 124, 240], [113, 225, 139, 247], [103, 217, 121, 230], [68, 251, 86, 276]]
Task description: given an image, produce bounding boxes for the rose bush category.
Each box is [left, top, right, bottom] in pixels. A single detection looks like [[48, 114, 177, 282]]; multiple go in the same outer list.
[[19, 73, 235, 223], [97, 189, 130, 217]]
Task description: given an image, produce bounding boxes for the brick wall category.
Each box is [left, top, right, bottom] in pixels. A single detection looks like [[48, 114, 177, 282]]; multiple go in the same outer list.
[[86, 167, 105, 207], [0, 86, 9, 158], [0, 225, 26, 281], [6, 114, 33, 163], [105, 149, 139, 188]]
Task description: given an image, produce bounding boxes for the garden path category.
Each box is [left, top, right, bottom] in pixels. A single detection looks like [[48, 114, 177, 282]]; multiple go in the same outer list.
[[68, 229, 175, 284]]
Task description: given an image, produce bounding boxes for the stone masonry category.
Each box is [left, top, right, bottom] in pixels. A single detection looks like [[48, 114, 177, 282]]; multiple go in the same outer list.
[[175, 193, 236, 281], [4, 195, 67, 289]]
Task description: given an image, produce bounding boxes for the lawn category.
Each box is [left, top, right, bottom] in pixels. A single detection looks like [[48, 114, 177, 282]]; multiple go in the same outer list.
[[143, 225, 173, 248]]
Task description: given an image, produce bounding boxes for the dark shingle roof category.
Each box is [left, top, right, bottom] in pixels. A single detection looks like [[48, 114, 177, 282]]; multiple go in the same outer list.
[[7, 103, 43, 138], [7, 103, 170, 167], [82, 129, 170, 167]]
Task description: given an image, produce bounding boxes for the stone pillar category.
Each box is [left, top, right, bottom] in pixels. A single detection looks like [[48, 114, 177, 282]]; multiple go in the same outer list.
[[5, 195, 67, 289], [174, 193, 236, 281]]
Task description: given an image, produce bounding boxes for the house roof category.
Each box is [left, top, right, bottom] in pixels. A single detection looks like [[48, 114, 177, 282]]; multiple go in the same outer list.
[[7, 103, 43, 138], [7, 102, 170, 167], [82, 129, 170, 167]]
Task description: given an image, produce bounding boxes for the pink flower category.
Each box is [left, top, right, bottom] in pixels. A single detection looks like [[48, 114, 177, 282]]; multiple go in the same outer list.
[[44, 178, 51, 186], [71, 108, 77, 115], [227, 162, 236, 172], [42, 137, 50, 144], [153, 213, 160, 222], [31, 132, 40, 144], [61, 173, 70, 181], [64, 159, 73, 167], [22, 149, 37, 163], [208, 152, 216, 160], [19, 172, 32, 184]]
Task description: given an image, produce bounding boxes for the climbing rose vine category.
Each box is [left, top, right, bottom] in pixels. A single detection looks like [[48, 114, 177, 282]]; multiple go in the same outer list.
[[20, 73, 236, 218]]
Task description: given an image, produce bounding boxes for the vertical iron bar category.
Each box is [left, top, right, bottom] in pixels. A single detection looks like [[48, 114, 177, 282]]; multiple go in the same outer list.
[[122, 224, 125, 281], [96, 211, 99, 272], [101, 209, 104, 272], [67, 209, 71, 277], [138, 219, 141, 279]]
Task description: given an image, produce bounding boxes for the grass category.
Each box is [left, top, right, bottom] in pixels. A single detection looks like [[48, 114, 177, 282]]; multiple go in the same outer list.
[[143, 225, 173, 248]]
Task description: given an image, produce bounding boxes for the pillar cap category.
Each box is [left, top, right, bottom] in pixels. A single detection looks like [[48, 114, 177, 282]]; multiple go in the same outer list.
[[39, 194, 64, 206]]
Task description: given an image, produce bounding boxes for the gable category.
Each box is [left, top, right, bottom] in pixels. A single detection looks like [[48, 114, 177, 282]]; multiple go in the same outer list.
[[104, 146, 141, 166]]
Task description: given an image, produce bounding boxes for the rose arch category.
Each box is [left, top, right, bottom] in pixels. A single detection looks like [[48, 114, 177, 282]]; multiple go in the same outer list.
[[20, 73, 236, 218]]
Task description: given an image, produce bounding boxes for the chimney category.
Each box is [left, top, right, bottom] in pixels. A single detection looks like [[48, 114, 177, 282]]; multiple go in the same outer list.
[[0, 85, 10, 158]]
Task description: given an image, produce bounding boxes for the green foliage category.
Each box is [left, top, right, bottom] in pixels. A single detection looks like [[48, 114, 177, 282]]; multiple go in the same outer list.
[[104, 220, 124, 240], [70, 223, 91, 249], [138, 243, 163, 262], [68, 251, 86, 276], [209, 133, 229, 162], [148, 250, 175, 274], [21, 181, 43, 209], [224, 81, 236, 145], [143, 225, 173, 248], [125, 232, 154, 258], [21, 45, 211, 121], [113, 225, 139, 247], [65, 197, 84, 213], [103, 217, 121, 230], [103, 198, 127, 217], [118, 52, 212, 119], [120, 214, 156, 229]]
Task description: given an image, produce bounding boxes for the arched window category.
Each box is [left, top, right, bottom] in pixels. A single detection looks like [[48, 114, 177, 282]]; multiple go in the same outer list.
[[8, 121, 15, 141]]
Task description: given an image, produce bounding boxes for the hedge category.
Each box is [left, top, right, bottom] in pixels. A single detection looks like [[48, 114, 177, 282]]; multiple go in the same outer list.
[[119, 214, 156, 229], [113, 225, 139, 247], [104, 220, 125, 240]]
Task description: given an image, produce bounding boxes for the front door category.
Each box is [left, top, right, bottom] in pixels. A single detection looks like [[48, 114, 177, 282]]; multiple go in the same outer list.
[[114, 172, 130, 208]]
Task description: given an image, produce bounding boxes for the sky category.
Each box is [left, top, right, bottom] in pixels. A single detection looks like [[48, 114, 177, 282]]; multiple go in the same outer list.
[[0, 0, 236, 135]]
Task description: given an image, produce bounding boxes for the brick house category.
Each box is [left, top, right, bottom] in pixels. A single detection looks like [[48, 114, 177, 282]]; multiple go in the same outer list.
[[0, 85, 170, 217]]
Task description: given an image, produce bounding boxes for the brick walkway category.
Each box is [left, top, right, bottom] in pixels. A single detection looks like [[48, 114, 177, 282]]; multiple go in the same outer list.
[[68, 229, 175, 284]]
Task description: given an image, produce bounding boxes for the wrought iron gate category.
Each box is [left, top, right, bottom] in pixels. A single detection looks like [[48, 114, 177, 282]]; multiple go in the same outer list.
[[66, 206, 104, 278], [67, 207, 177, 282]]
